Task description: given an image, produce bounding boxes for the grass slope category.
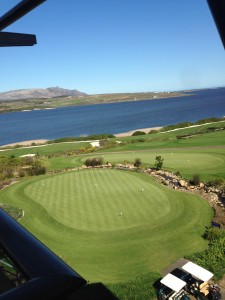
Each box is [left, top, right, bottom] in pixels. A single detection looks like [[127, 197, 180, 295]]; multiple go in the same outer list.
[[0, 169, 213, 283], [0, 141, 90, 157]]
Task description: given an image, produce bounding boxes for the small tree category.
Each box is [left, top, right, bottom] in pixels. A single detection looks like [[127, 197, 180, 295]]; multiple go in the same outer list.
[[134, 157, 141, 167], [155, 156, 164, 170]]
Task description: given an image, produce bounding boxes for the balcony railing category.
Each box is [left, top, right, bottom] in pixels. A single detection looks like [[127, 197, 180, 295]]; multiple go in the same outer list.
[[0, 208, 86, 300]]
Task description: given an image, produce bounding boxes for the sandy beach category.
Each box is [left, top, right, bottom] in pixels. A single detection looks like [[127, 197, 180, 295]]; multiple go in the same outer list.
[[114, 127, 162, 137], [0, 139, 49, 148]]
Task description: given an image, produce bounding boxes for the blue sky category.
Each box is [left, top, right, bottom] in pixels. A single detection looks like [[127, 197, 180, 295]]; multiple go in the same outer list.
[[1, 0, 225, 94]]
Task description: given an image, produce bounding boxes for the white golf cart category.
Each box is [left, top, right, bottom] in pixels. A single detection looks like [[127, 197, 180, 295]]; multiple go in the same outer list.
[[157, 273, 190, 300], [182, 261, 221, 300]]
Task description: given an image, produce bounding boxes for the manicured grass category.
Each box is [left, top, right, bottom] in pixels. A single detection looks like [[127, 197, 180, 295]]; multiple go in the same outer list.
[[46, 156, 82, 170], [116, 121, 225, 142], [109, 130, 225, 152], [0, 169, 212, 283], [0, 141, 90, 157], [47, 147, 225, 181]]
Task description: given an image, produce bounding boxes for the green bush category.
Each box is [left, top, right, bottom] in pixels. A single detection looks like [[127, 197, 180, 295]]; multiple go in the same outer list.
[[48, 134, 115, 144], [186, 228, 225, 279], [85, 157, 104, 167], [132, 131, 146, 136], [155, 156, 164, 170], [162, 122, 193, 132], [0, 204, 23, 220], [149, 129, 160, 134], [27, 159, 46, 176], [131, 138, 145, 143], [189, 173, 201, 186], [161, 117, 225, 133], [175, 171, 182, 177], [195, 117, 222, 125], [207, 178, 225, 187], [134, 157, 141, 167]]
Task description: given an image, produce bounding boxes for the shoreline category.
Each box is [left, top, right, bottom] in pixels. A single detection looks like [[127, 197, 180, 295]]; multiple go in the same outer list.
[[1, 119, 224, 148], [114, 127, 162, 137], [0, 127, 162, 148], [0, 139, 49, 148]]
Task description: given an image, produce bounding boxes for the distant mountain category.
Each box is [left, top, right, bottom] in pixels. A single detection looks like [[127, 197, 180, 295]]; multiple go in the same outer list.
[[0, 87, 87, 101]]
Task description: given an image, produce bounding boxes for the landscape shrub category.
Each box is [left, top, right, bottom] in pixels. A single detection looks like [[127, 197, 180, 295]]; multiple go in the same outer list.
[[85, 157, 104, 167], [132, 131, 146, 136], [134, 157, 141, 167], [23, 156, 34, 165], [149, 129, 160, 134], [185, 228, 225, 279], [162, 122, 193, 132], [206, 127, 219, 132], [2, 168, 14, 179], [48, 134, 115, 144], [0, 203, 23, 220], [131, 138, 145, 143], [161, 117, 225, 133], [27, 159, 46, 176], [175, 171, 182, 177], [17, 168, 26, 177], [207, 178, 225, 187], [195, 117, 222, 125], [0, 174, 5, 181], [84, 147, 96, 154], [155, 156, 164, 170], [99, 140, 118, 149], [189, 173, 201, 186], [84, 159, 92, 166]]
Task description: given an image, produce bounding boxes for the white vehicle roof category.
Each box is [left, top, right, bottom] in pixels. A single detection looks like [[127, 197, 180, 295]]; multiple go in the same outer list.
[[182, 261, 213, 282], [160, 273, 186, 292]]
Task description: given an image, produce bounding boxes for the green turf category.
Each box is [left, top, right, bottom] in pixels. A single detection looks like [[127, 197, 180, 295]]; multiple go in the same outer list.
[[109, 130, 225, 152], [0, 169, 213, 283], [24, 169, 172, 231], [0, 141, 90, 157], [47, 147, 225, 181], [116, 121, 225, 142]]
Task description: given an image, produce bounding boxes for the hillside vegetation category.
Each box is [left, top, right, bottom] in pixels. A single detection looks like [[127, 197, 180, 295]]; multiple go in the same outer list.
[[0, 91, 186, 113]]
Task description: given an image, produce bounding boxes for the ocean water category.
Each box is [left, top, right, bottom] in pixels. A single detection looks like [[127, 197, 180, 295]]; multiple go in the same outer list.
[[0, 88, 225, 146]]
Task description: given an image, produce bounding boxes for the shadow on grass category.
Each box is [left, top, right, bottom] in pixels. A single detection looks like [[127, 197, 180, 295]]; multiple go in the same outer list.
[[69, 282, 119, 300]]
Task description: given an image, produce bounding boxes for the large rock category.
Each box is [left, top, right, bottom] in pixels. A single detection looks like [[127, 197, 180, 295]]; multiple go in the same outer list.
[[179, 180, 188, 187]]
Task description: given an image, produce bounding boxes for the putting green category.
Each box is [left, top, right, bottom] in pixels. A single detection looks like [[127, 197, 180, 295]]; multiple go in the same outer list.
[[25, 169, 171, 231], [80, 152, 222, 170], [0, 169, 213, 282], [73, 149, 225, 180]]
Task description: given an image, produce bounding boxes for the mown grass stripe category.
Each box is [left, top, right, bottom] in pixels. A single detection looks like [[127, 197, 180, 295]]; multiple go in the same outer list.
[[0, 169, 213, 282]]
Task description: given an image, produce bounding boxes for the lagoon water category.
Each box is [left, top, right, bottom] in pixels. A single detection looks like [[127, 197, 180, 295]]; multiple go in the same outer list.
[[0, 88, 225, 146]]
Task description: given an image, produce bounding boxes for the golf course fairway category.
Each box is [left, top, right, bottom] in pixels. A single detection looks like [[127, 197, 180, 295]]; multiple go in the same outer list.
[[0, 169, 213, 283]]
